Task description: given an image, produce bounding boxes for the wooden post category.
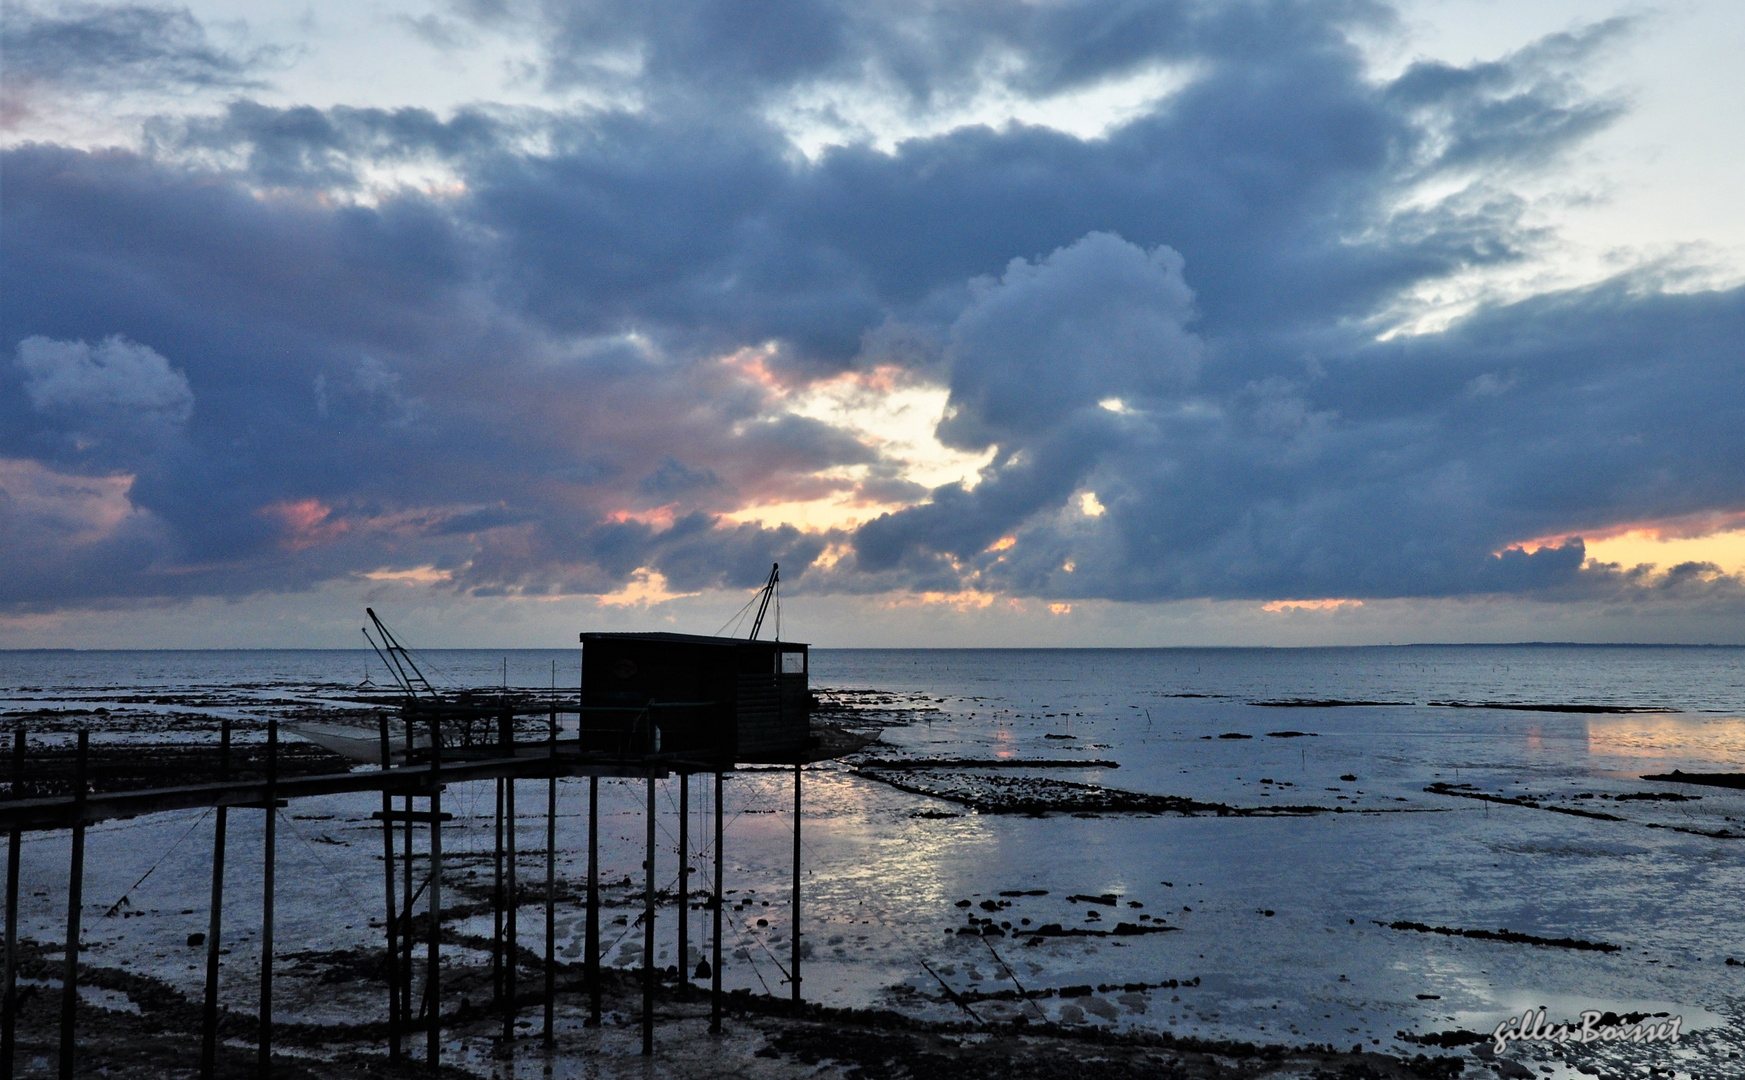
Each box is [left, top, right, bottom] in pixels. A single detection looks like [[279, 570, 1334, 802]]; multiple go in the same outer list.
[[259, 721, 277, 1078], [542, 708, 556, 1047], [678, 773, 689, 984], [402, 715, 414, 1026], [427, 715, 443, 1072], [641, 774, 656, 1056], [199, 720, 231, 1078], [58, 731, 87, 1080], [791, 762, 801, 1005], [502, 713, 518, 1046], [492, 775, 504, 1004], [3, 727, 24, 1078], [710, 770, 723, 1035], [378, 715, 401, 1063], [586, 776, 599, 1026]]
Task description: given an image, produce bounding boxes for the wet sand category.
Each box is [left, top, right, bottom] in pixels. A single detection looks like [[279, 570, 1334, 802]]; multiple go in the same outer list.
[[0, 935, 1467, 1079]]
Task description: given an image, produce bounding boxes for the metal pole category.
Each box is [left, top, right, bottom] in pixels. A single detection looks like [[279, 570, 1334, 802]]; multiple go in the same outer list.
[[427, 715, 443, 1072], [641, 774, 656, 1055], [2, 727, 24, 1078], [678, 772, 688, 984], [791, 762, 801, 1005], [57, 730, 87, 1080], [378, 715, 401, 1063], [502, 714, 518, 1046], [710, 770, 723, 1035], [543, 708, 556, 1047], [259, 721, 277, 1078], [586, 776, 599, 1026], [199, 720, 231, 1078]]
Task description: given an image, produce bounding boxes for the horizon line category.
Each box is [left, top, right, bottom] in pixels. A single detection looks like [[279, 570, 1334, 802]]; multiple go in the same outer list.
[[3, 641, 1744, 652]]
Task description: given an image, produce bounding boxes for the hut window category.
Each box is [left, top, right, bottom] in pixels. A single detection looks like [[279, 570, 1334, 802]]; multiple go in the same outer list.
[[781, 651, 806, 674]]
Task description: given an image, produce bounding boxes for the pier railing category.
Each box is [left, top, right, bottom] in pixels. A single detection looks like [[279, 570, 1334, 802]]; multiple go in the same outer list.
[[0, 708, 812, 1077]]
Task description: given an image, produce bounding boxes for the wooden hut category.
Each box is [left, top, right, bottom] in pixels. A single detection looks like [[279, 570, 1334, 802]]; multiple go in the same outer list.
[[577, 632, 811, 765]]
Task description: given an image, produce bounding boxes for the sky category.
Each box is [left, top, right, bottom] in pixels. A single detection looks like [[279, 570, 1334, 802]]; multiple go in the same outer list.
[[2, 0, 1744, 649]]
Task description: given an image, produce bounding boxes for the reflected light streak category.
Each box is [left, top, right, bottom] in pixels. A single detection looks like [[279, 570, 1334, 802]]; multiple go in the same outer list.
[[1585, 715, 1745, 769]]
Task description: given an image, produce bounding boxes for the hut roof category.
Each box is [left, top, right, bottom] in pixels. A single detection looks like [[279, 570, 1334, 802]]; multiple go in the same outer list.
[[579, 631, 808, 647]]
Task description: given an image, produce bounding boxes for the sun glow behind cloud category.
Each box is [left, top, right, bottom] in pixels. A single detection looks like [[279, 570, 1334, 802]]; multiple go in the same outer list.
[[1262, 599, 1364, 613], [1508, 512, 1745, 575], [598, 567, 696, 607], [723, 364, 994, 532], [1584, 529, 1745, 574], [362, 565, 453, 586]]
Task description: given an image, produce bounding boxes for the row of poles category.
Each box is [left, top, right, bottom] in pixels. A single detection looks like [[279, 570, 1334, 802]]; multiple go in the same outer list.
[[0, 715, 806, 1077]]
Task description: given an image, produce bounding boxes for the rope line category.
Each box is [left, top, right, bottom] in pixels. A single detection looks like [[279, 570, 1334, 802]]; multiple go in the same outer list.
[[103, 807, 212, 917], [729, 914, 775, 995], [713, 589, 763, 638], [725, 909, 791, 984], [279, 810, 373, 916]]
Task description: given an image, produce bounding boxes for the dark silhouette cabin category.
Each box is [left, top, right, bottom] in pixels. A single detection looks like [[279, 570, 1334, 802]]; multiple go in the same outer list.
[[577, 632, 811, 765]]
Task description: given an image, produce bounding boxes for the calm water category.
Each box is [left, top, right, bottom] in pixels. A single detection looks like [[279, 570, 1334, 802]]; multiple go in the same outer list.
[[3, 646, 1742, 1076]]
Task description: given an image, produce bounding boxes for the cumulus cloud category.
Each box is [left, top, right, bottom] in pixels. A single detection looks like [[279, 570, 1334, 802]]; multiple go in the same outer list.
[[855, 232, 1203, 569], [16, 335, 193, 423], [14, 334, 196, 468], [2, 0, 1741, 620], [939, 232, 1201, 450]]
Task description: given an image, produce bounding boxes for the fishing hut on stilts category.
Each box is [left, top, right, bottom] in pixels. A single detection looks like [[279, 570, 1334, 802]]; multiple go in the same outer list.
[[0, 563, 854, 1075]]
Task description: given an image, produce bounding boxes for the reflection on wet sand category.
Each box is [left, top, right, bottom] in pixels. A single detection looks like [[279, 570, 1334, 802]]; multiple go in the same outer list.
[[1584, 713, 1745, 769]]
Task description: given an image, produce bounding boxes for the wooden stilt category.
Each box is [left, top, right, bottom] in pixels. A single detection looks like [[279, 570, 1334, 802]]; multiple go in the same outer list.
[[641, 774, 656, 1056], [678, 773, 689, 984], [3, 727, 24, 1079], [492, 775, 504, 1004], [259, 721, 277, 1078], [502, 716, 518, 1047], [791, 762, 801, 1005], [542, 709, 557, 1048], [710, 770, 723, 1036], [377, 715, 401, 1063], [199, 721, 230, 1078], [586, 776, 599, 1026], [57, 730, 87, 1080], [402, 717, 414, 1029], [427, 716, 443, 1073]]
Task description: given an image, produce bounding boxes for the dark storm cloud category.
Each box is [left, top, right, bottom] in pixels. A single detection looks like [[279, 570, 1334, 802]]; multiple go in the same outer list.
[[3, 0, 1738, 613], [853, 265, 1745, 601]]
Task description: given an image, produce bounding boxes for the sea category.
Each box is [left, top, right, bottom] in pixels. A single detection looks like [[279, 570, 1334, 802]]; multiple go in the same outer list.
[[2, 645, 1742, 1077]]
